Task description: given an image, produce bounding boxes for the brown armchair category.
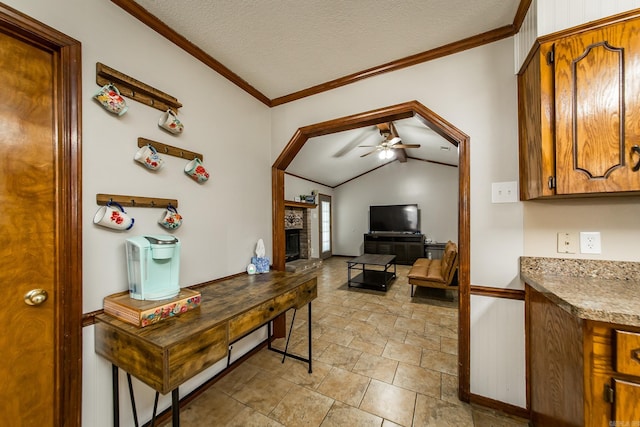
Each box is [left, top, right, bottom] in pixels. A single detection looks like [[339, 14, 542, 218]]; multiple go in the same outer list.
[[407, 241, 458, 297]]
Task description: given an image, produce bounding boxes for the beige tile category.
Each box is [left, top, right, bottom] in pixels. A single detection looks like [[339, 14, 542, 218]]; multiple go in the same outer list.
[[441, 373, 462, 405], [348, 338, 387, 357], [226, 406, 285, 426], [317, 366, 370, 406], [245, 348, 289, 375], [213, 360, 261, 396], [425, 321, 457, 340], [230, 371, 292, 414], [270, 383, 334, 426], [393, 316, 425, 334], [318, 313, 353, 329], [404, 332, 440, 351], [279, 358, 332, 390], [381, 420, 403, 427], [360, 379, 416, 427], [320, 401, 383, 426], [420, 348, 458, 375], [412, 393, 473, 426], [440, 336, 458, 355], [382, 341, 422, 366], [392, 363, 441, 398], [366, 312, 398, 326], [316, 325, 356, 346], [316, 343, 363, 370], [352, 352, 398, 384]]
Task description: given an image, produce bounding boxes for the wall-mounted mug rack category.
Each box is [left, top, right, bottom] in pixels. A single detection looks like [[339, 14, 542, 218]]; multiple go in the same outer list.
[[138, 138, 203, 161], [96, 62, 183, 113], [96, 193, 178, 209]]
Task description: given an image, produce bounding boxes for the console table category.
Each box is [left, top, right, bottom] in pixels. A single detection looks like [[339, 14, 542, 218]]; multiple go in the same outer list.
[[347, 254, 396, 291], [95, 270, 317, 426]]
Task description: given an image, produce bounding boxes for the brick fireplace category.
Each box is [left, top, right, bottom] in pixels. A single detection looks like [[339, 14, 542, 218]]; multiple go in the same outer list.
[[284, 205, 322, 272]]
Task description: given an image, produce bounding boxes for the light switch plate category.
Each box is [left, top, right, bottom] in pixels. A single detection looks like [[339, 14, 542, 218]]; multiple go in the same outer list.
[[491, 181, 518, 203]]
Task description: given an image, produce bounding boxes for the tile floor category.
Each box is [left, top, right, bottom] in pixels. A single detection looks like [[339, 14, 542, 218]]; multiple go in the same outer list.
[[164, 256, 530, 426]]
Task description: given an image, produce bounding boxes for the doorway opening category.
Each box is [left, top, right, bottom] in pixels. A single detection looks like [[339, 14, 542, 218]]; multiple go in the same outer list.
[[271, 100, 470, 400]]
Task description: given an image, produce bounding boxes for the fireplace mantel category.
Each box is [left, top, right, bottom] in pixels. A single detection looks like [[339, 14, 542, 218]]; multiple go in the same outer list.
[[284, 200, 317, 209]]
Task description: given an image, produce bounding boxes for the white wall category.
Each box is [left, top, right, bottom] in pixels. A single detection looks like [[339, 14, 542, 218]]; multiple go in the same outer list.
[[271, 37, 525, 406], [332, 160, 458, 256], [284, 174, 334, 258], [5, 1, 272, 426]]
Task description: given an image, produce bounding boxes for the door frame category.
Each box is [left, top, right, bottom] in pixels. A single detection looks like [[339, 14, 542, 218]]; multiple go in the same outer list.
[[0, 5, 83, 425], [318, 193, 332, 259], [271, 100, 471, 400]]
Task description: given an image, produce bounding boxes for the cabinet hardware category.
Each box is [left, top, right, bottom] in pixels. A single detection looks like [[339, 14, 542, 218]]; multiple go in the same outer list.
[[632, 348, 640, 362], [547, 176, 556, 189], [546, 45, 555, 65], [631, 145, 640, 171], [604, 384, 615, 403]]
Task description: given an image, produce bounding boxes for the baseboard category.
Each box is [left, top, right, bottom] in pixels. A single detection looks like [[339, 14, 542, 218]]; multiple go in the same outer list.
[[469, 393, 530, 420]]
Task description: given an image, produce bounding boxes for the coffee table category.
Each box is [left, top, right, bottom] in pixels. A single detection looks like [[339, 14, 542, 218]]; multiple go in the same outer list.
[[347, 254, 396, 291]]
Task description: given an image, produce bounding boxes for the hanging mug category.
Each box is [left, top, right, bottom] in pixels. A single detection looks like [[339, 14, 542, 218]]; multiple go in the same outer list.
[[158, 109, 184, 134], [94, 83, 128, 116], [93, 201, 134, 230], [184, 157, 210, 183], [134, 144, 164, 170], [158, 205, 183, 230]]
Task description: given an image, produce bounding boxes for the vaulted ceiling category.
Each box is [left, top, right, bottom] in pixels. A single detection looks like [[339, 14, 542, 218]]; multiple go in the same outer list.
[[117, 0, 527, 186]]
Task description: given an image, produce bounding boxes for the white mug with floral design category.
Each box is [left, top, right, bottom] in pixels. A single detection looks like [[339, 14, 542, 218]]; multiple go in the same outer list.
[[184, 157, 210, 183], [93, 201, 134, 230], [134, 144, 164, 170], [94, 83, 128, 116], [158, 205, 182, 230], [158, 109, 184, 134]]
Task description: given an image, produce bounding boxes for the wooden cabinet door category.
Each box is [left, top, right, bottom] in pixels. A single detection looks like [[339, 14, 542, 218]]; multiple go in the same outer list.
[[518, 42, 556, 199], [612, 379, 640, 423], [554, 18, 640, 194]]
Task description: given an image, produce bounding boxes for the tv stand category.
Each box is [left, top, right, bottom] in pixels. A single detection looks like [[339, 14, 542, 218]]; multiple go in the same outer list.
[[363, 233, 424, 265]]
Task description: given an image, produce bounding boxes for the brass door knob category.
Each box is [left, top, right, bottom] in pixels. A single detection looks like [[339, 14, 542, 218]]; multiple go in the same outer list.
[[24, 289, 48, 306]]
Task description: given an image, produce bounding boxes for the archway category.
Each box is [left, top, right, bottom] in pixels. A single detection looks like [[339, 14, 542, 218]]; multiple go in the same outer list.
[[271, 100, 471, 401]]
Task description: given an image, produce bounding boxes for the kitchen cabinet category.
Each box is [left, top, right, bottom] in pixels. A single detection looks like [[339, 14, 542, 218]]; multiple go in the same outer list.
[[518, 14, 640, 199], [527, 285, 640, 426]]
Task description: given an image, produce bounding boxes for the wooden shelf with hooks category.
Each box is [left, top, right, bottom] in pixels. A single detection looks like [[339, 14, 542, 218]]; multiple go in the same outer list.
[[96, 62, 183, 113], [284, 200, 317, 209], [138, 138, 203, 161], [96, 194, 178, 209]]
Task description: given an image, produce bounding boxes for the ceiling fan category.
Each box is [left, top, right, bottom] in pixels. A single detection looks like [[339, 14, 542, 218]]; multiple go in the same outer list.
[[359, 122, 420, 160]]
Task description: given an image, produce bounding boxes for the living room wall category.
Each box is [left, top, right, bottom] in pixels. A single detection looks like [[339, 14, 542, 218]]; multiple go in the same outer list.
[[333, 160, 458, 257]]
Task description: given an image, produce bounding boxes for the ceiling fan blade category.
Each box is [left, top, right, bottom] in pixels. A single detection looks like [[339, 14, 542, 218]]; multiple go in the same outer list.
[[358, 145, 378, 147], [360, 149, 378, 157], [392, 144, 420, 149], [388, 137, 402, 145]]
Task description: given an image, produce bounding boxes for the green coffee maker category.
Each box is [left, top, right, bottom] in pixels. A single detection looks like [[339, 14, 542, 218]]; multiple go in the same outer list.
[[125, 235, 180, 300]]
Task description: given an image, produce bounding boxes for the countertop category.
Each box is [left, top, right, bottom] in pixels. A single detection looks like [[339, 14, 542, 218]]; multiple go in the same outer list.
[[521, 257, 640, 328]]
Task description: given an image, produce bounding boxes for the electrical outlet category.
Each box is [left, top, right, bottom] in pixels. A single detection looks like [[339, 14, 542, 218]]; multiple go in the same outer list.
[[580, 232, 601, 254], [557, 232, 577, 254]]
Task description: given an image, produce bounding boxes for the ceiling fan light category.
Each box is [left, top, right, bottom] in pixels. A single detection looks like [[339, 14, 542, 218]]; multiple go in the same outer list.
[[385, 149, 394, 159], [378, 150, 386, 160]]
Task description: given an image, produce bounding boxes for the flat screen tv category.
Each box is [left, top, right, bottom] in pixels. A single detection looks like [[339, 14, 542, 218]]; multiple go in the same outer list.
[[369, 204, 420, 234]]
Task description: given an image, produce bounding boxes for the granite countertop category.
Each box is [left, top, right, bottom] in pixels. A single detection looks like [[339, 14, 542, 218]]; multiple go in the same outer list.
[[521, 257, 640, 328]]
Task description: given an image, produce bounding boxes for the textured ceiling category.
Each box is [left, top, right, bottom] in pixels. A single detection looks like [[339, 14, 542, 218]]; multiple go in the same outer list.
[[129, 0, 521, 187], [133, 0, 520, 99]]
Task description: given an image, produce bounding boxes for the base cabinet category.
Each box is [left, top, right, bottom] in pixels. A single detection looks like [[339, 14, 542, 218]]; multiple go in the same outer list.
[[363, 233, 424, 265], [527, 285, 640, 426]]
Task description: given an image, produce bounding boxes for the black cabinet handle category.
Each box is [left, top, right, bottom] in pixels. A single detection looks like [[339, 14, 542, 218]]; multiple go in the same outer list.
[[631, 145, 640, 172]]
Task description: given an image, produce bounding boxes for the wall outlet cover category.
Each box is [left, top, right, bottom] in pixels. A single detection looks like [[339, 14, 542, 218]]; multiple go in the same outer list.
[[580, 231, 601, 254]]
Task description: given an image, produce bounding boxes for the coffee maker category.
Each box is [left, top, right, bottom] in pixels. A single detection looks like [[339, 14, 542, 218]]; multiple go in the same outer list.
[[125, 235, 180, 300]]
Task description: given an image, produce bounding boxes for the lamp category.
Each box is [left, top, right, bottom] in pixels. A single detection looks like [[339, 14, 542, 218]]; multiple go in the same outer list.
[[378, 148, 394, 159]]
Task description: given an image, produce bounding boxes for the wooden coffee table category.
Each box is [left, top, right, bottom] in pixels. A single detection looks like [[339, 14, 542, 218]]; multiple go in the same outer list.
[[347, 254, 396, 291]]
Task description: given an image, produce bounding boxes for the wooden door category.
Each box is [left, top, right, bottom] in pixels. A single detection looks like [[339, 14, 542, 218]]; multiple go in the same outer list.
[[0, 5, 82, 426], [554, 18, 640, 194]]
